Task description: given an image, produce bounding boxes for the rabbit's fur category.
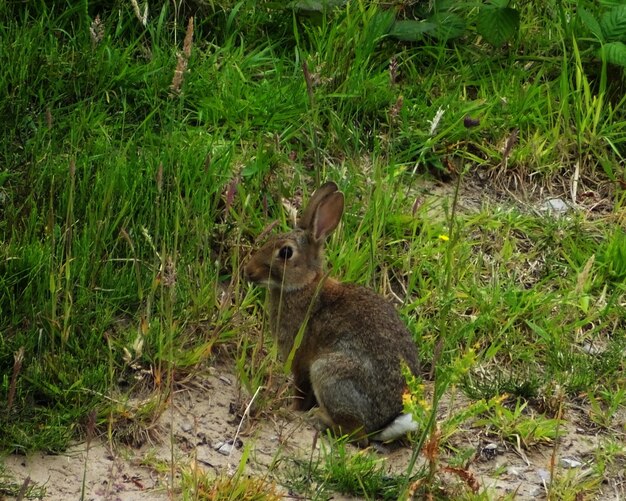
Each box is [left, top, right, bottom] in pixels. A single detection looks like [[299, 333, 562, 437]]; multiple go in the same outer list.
[[245, 182, 419, 445]]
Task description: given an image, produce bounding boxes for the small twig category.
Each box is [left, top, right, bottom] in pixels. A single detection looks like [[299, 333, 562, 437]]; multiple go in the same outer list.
[[512, 437, 530, 466], [228, 385, 264, 465], [15, 476, 31, 501], [571, 159, 580, 205], [548, 390, 565, 496]]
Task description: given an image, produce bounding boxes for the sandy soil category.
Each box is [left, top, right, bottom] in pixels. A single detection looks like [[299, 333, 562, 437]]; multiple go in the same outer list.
[[3, 363, 625, 500]]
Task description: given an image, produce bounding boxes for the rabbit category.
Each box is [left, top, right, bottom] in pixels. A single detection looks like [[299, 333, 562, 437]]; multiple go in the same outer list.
[[245, 181, 420, 446]]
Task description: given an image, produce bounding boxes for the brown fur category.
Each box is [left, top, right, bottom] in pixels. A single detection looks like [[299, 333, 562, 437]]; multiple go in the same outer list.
[[245, 182, 419, 444]]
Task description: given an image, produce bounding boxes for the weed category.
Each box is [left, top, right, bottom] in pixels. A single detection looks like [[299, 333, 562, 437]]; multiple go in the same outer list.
[[476, 398, 564, 449], [285, 437, 405, 500], [586, 386, 626, 430], [578, 1, 626, 69], [180, 465, 282, 501], [547, 465, 605, 501], [179, 441, 282, 501]]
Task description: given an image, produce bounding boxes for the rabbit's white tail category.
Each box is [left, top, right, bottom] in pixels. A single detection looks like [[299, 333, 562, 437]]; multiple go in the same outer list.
[[371, 413, 419, 442]]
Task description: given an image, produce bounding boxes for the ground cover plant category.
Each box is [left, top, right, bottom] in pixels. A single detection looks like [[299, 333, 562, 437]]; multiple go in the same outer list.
[[1, 0, 625, 499]]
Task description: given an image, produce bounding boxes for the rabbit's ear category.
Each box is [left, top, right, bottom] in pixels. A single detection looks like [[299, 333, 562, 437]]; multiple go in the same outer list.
[[312, 191, 344, 242], [299, 181, 339, 230]]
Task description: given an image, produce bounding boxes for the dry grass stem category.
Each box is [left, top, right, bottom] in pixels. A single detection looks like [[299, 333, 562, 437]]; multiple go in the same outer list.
[[130, 0, 148, 26], [183, 16, 194, 59], [389, 56, 398, 85], [389, 95, 404, 122], [170, 17, 194, 94], [302, 61, 315, 107], [501, 128, 519, 168], [7, 346, 25, 412], [15, 476, 31, 501], [89, 14, 104, 47], [170, 54, 187, 94]]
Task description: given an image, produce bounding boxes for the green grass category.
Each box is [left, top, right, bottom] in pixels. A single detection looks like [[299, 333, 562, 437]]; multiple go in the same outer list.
[[284, 437, 406, 500], [1, 0, 626, 498]]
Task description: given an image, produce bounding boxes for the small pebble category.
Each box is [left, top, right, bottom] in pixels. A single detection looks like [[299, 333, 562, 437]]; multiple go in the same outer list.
[[539, 197, 570, 214], [214, 438, 243, 456], [581, 343, 603, 355], [537, 468, 551, 482], [560, 457, 583, 468], [215, 441, 234, 455], [507, 466, 521, 478]]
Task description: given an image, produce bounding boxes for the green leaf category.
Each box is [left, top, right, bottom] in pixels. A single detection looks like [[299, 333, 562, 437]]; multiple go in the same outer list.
[[600, 5, 626, 42], [600, 41, 626, 67], [0, 170, 10, 187], [477, 7, 520, 47], [389, 19, 437, 42], [578, 6, 605, 42], [579, 294, 590, 313], [430, 11, 466, 40], [242, 163, 259, 176], [599, 0, 625, 9]]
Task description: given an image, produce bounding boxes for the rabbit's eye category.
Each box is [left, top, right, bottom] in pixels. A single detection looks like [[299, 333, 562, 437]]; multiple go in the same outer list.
[[278, 246, 293, 260]]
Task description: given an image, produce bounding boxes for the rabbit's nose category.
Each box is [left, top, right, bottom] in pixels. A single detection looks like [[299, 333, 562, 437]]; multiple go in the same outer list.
[[243, 262, 258, 282]]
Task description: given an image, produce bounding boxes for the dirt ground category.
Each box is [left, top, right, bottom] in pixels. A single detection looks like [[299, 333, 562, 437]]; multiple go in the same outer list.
[[2, 362, 625, 500]]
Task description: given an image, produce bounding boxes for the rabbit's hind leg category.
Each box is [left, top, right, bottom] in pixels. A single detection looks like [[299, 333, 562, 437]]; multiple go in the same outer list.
[[313, 406, 369, 447], [310, 356, 370, 447]]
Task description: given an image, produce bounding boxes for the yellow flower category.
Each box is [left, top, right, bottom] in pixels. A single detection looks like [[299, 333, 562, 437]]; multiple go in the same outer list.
[[438, 234, 449, 241], [402, 390, 413, 406]]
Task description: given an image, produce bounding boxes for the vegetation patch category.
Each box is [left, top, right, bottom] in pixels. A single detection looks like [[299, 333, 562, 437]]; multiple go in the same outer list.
[[1, 0, 625, 499]]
